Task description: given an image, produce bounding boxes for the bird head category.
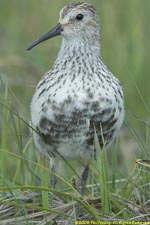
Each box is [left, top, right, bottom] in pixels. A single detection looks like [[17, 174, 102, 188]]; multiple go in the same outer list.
[[27, 2, 99, 51]]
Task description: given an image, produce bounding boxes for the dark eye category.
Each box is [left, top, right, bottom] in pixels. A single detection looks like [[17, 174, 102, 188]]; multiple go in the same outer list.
[[76, 14, 84, 21]]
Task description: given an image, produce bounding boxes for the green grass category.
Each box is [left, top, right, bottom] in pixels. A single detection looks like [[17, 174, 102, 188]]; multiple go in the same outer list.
[[0, 81, 150, 224]]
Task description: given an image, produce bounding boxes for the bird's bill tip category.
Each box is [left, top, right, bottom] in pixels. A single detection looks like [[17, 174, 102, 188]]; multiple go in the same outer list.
[[26, 23, 63, 51]]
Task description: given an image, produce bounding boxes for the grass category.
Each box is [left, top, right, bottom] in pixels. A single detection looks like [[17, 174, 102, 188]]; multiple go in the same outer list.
[[0, 81, 150, 224]]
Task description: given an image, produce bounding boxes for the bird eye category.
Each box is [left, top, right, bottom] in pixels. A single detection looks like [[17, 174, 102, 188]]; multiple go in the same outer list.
[[76, 14, 84, 21]]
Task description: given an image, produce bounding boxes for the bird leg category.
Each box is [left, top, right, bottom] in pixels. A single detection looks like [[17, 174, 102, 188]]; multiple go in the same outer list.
[[50, 164, 57, 189], [80, 166, 89, 195], [49, 158, 57, 206]]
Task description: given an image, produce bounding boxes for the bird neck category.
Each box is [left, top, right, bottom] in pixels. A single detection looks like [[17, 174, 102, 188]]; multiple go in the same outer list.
[[57, 37, 101, 61], [51, 37, 107, 79]]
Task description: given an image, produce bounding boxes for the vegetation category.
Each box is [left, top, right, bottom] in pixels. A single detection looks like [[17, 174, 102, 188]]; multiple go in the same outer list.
[[0, 0, 150, 224]]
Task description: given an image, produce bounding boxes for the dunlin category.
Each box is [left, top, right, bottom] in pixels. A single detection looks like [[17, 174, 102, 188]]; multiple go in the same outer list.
[[27, 2, 124, 193]]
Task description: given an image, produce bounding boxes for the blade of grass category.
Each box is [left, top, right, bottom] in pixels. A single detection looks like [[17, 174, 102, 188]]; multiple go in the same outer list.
[[94, 127, 111, 215], [0, 86, 10, 187], [111, 136, 119, 191], [128, 71, 150, 116], [41, 156, 49, 209], [125, 119, 149, 158]]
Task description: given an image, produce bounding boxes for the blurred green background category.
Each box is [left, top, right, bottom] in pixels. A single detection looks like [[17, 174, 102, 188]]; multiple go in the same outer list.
[[0, 0, 150, 180]]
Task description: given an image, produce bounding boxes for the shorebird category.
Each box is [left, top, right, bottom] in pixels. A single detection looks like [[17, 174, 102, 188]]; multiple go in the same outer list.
[[27, 2, 124, 193]]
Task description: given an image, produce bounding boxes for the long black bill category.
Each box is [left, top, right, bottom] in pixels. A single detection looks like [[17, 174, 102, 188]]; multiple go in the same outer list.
[[27, 23, 63, 51]]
